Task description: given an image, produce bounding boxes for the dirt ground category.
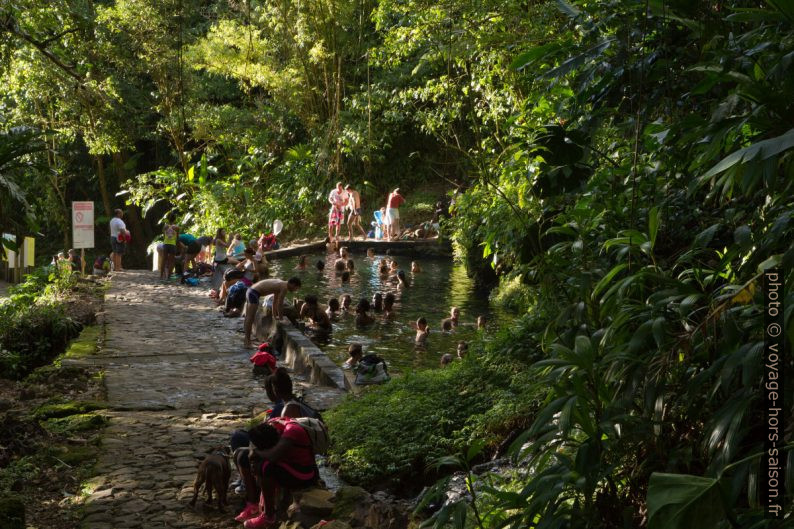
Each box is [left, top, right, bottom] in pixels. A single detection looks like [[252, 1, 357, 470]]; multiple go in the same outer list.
[[0, 279, 107, 529]]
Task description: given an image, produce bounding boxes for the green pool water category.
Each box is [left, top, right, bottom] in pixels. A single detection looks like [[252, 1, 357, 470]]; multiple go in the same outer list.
[[266, 250, 510, 374]]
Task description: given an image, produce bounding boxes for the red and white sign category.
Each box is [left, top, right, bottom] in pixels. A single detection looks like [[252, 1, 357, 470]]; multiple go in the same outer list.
[[72, 201, 94, 249]]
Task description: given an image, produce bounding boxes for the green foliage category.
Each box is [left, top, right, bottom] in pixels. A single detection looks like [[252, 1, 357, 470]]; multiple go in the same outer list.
[[489, 276, 533, 313], [327, 358, 510, 490], [0, 268, 81, 379]]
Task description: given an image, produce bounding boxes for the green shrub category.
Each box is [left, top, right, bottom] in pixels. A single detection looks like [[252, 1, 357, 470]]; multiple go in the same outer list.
[[325, 349, 539, 492], [0, 301, 80, 379], [490, 275, 534, 313]]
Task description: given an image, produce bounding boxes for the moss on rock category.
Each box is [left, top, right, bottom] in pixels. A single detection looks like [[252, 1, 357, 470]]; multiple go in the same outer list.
[[43, 413, 108, 434], [33, 400, 106, 420]]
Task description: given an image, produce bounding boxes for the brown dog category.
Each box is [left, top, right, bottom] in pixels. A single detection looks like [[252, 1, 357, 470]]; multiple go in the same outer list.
[[189, 446, 231, 512]]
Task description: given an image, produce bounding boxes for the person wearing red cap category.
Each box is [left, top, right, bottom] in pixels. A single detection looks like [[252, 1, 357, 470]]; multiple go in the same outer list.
[[250, 343, 277, 376]]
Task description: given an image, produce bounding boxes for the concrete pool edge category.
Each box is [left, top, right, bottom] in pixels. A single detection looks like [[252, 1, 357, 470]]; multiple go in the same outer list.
[[254, 311, 347, 391], [263, 238, 452, 260]]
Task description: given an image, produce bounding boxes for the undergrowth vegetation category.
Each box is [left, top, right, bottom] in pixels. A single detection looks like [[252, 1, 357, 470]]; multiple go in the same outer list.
[[0, 267, 83, 379]]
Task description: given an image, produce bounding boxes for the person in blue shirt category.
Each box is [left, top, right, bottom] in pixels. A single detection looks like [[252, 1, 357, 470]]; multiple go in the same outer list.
[[178, 233, 200, 270]]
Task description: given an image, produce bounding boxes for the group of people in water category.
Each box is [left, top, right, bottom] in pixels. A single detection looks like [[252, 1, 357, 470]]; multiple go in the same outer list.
[[210, 240, 485, 371]]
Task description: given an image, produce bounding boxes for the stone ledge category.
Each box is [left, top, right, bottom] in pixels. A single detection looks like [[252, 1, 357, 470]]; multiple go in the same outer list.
[[254, 312, 346, 390], [263, 238, 451, 260]]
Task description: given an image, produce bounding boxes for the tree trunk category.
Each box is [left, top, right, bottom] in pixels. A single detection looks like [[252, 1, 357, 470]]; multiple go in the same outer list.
[[95, 155, 112, 217], [112, 152, 150, 268]]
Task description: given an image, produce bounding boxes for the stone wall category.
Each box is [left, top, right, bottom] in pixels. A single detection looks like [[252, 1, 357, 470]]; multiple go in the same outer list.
[[254, 310, 346, 390]]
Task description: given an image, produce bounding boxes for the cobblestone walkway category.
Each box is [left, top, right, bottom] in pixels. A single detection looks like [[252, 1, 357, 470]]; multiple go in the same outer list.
[[72, 270, 341, 529]]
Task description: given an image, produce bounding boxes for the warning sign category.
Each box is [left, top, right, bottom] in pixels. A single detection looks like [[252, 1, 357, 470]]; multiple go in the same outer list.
[[72, 201, 94, 249]]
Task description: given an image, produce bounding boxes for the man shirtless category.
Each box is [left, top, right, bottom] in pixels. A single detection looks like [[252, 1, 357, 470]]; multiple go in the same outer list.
[[345, 184, 367, 241], [243, 277, 302, 348]]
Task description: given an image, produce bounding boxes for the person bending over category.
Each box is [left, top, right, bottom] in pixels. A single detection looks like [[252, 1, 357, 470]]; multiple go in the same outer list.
[[244, 277, 302, 348]]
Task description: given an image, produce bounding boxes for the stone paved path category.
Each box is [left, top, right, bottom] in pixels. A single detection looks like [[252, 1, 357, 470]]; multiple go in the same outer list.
[[69, 270, 343, 529]]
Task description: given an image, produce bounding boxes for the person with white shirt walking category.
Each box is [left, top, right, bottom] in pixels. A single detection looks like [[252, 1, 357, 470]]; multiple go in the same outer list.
[[109, 208, 127, 272]]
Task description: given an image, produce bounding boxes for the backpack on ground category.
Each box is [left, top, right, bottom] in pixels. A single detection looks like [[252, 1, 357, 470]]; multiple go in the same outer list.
[[292, 417, 330, 455], [282, 395, 324, 423], [354, 354, 390, 385]]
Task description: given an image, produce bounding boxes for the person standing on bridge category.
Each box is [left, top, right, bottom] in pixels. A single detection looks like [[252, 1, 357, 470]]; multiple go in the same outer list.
[[344, 184, 367, 241], [385, 188, 405, 241], [243, 277, 302, 348], [109, 209, 127, 272]]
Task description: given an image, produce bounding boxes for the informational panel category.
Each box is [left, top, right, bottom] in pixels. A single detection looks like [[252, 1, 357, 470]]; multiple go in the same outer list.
[[2, 233, 15, 268], [24, 237, 35, 266], [72, 201, 95, 249]]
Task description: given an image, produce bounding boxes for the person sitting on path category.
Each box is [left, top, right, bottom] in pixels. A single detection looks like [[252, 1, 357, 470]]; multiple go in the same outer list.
[[218, 248, 257, 304], [243, 417, 319, 528], [109, 208, 127, 272], [385, 188, 405, 241], [378, 260, 389, 277], [411, 261, 422, 273], [334, 258, 346, 273], [345, 184, 367, 241], [327, 182, 348, 243], [243, 277, 302, 348], [367, 247, 375, 258], [232, 368, 305, 523], [355, 298, 375, 326], [228, 233, 246, 262]]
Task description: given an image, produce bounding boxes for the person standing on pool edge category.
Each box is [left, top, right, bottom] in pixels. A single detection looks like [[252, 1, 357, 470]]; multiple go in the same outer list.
[[109, 209, 127, 271], [345, 184, 367, 241], [386, 188, 404, 241], [243, 277, 302, 348], [327, 182, 348, 243]]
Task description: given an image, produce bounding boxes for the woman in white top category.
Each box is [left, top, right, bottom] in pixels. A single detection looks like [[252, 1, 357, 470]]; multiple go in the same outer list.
[[213, 228, 230, 264]]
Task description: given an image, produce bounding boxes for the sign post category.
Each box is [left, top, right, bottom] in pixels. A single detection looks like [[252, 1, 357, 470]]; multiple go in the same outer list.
[[72, 202, 94, 275]]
